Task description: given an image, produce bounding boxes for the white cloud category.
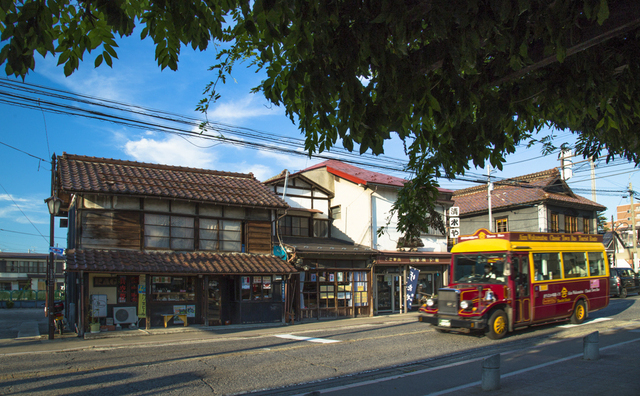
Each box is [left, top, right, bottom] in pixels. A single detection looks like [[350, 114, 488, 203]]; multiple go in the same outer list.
[[0, 195, 48, 224], [123, 134, 217, 169], [207, 94, 283, 123], [256, 150, 322, 175]]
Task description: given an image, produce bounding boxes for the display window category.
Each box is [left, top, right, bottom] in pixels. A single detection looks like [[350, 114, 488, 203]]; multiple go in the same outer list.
[[151, 276, 195, 301], [241, 276, 273, 301]]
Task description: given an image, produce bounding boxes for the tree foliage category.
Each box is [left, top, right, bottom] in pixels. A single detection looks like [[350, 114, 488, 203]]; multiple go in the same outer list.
[[2, 0, 640, 239]]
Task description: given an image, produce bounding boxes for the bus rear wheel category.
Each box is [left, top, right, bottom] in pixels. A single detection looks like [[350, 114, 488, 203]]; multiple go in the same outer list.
[[570, 300, 587, 324], [486, 309, 508, 340]]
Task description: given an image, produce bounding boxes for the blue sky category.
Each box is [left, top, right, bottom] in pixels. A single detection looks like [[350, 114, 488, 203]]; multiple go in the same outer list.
[[1, 33, 638, 253]]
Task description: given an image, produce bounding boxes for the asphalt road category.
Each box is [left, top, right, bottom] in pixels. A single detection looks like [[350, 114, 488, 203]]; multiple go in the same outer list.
[[1, 294, 639, 395]]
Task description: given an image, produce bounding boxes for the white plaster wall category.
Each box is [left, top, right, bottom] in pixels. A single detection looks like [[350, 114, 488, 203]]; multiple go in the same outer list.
[[371, 188, 447, 252], [331, 179, 372, 246]]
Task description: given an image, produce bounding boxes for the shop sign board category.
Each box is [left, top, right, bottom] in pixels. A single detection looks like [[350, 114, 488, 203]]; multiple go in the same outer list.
[[405, 267, 420, 311]]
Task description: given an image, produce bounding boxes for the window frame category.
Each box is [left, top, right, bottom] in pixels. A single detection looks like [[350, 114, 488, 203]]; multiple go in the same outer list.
[[495, 217, 508, 232], [566, 215, 578, 233]]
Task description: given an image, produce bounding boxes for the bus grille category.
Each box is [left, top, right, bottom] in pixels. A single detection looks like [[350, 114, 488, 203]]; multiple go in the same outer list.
[[438, 289, 459, 315]]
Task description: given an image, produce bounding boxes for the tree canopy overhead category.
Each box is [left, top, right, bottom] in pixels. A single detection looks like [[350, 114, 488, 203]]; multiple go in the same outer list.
[[2, 0, 640, 239]]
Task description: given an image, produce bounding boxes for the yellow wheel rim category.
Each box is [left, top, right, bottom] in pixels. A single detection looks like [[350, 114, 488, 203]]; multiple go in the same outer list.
[[576, 304, 585, 320], [494, 315, 506, 334]]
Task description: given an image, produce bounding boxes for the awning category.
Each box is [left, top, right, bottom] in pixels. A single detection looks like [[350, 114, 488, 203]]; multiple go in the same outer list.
[[65, 249, 298, 275], [376, 251, 451, 266]]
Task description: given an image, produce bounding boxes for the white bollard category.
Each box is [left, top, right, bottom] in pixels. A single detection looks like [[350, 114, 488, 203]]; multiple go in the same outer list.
[[583, 331, 599, 360], [482, 353, 500, 391]]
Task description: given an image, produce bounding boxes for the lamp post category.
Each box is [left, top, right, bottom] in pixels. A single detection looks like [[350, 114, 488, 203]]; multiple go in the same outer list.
[[44, 154, 61, 340]]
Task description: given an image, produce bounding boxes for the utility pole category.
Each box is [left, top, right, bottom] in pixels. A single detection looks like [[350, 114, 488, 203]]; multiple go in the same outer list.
[[630, 182, 639, 272], [590, 157, 597, 202], [487, 166, 493, 232]]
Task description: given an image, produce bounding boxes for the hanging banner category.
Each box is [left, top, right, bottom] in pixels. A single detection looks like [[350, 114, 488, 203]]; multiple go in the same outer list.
[[405, 267, 420, 311], [138, 275, 146, 318]]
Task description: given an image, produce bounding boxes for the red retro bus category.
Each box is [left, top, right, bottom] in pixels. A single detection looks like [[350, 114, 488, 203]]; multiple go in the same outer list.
[[419, 229, 609, 339]]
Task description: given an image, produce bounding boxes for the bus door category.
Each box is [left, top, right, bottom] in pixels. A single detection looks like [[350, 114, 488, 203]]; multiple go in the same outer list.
[[512, 253, 532, 325]]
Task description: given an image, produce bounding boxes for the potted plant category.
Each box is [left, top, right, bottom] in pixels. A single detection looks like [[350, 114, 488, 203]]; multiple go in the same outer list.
[[90, 320, 100, 333]]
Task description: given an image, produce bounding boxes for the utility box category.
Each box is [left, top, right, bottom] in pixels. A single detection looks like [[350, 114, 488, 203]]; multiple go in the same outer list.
[[91, 294, 107, 318]]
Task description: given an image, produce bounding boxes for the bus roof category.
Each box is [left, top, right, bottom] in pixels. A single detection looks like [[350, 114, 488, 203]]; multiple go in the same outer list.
[[452, 229, 605, 253]]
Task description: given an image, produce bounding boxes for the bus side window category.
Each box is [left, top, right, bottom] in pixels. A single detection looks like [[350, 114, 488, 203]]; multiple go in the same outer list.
[[563, 253, 587, 278], [588, 252, 606, 277], [533, 253, 562, 280]]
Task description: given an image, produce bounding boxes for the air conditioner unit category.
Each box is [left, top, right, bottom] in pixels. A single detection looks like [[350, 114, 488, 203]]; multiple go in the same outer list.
[[113, 307, 137, 324]]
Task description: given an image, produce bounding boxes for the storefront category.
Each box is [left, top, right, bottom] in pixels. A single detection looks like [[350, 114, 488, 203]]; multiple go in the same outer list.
[[374, 251, 451, 314], [282, 236, 377, 321], [298, 267, 371, 319], [66, 250, 297, 334]]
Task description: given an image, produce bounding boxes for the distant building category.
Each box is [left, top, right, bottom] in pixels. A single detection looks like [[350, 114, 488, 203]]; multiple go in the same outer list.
[[453, 168, 605, 235], [0, 252, 64, 291]]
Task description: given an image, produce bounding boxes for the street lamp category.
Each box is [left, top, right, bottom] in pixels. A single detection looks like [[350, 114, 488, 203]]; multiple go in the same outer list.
[[44, 154, 61, 340]]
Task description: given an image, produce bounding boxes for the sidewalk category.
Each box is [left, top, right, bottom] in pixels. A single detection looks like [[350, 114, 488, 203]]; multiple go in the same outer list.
[[0, 310, 422, 355]]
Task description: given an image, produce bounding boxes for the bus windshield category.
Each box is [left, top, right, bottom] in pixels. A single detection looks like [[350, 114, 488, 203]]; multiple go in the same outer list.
[[453, 253, 507, 284]]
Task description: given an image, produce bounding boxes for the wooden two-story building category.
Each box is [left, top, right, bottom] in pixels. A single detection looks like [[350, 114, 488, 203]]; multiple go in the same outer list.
[[54, 154, 296, 335]]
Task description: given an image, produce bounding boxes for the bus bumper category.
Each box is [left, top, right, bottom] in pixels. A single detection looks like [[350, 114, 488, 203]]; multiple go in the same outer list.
[[419, 315, 487, 331]]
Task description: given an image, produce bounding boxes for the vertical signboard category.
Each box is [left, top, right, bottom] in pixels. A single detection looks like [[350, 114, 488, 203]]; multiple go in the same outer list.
[[138, 275, 146, 318], [405, 267, 420, 311]]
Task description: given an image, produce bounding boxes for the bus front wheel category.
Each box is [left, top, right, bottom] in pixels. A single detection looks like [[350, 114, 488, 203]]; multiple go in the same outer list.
[[570, 300, 587, 324], [486, 309, 508, 340]]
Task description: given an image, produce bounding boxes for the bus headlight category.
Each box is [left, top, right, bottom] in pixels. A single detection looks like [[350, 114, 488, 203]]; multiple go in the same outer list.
[[426, 298, 436, 307], [460, 300, 472, 310]]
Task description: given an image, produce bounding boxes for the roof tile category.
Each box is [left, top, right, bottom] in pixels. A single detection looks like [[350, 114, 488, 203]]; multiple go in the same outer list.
[[57, 154, 288, 209], [453, 168, 606, 214], [65, 249, 297, 274]]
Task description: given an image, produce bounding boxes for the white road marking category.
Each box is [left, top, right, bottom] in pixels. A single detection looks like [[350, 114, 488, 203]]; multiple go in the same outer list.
[[275, 334, 340, 344], [558, 317, 612, 328]]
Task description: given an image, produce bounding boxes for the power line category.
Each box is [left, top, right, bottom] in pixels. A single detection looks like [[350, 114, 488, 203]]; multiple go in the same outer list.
[[0, 182, 48, 244]]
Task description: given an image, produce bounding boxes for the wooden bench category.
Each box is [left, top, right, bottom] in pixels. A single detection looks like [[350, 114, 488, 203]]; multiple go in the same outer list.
[[161, 314, 188, 328]]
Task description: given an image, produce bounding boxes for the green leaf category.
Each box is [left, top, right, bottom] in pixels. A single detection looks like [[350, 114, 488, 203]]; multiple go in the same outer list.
[[597, 0, 610, 25], [94, 54, 103, 68]]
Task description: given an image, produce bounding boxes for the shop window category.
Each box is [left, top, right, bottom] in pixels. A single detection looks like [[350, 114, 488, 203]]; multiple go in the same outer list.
[[278, 216, 309, 237], [300, 272, 318, 309], [151, 276, 195, 301], [495, 218, 508, 232], [241, 276, 272, 301], [550, 213, 559, 233], [565, 215, 578, 233], [353, 271, 368, 307], [1, 282, 11, 291]]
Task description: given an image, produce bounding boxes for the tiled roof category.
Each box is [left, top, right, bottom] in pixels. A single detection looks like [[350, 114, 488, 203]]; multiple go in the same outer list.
[[295, 160, 454, 193], [65, 249, 297, 274], [453, 168, 606, 214], [57, 153, 288, 209], [280, 237, 377, 254]]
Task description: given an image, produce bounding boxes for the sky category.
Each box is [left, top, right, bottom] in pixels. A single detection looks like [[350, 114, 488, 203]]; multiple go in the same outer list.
[[0, 32, 638, 254]]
